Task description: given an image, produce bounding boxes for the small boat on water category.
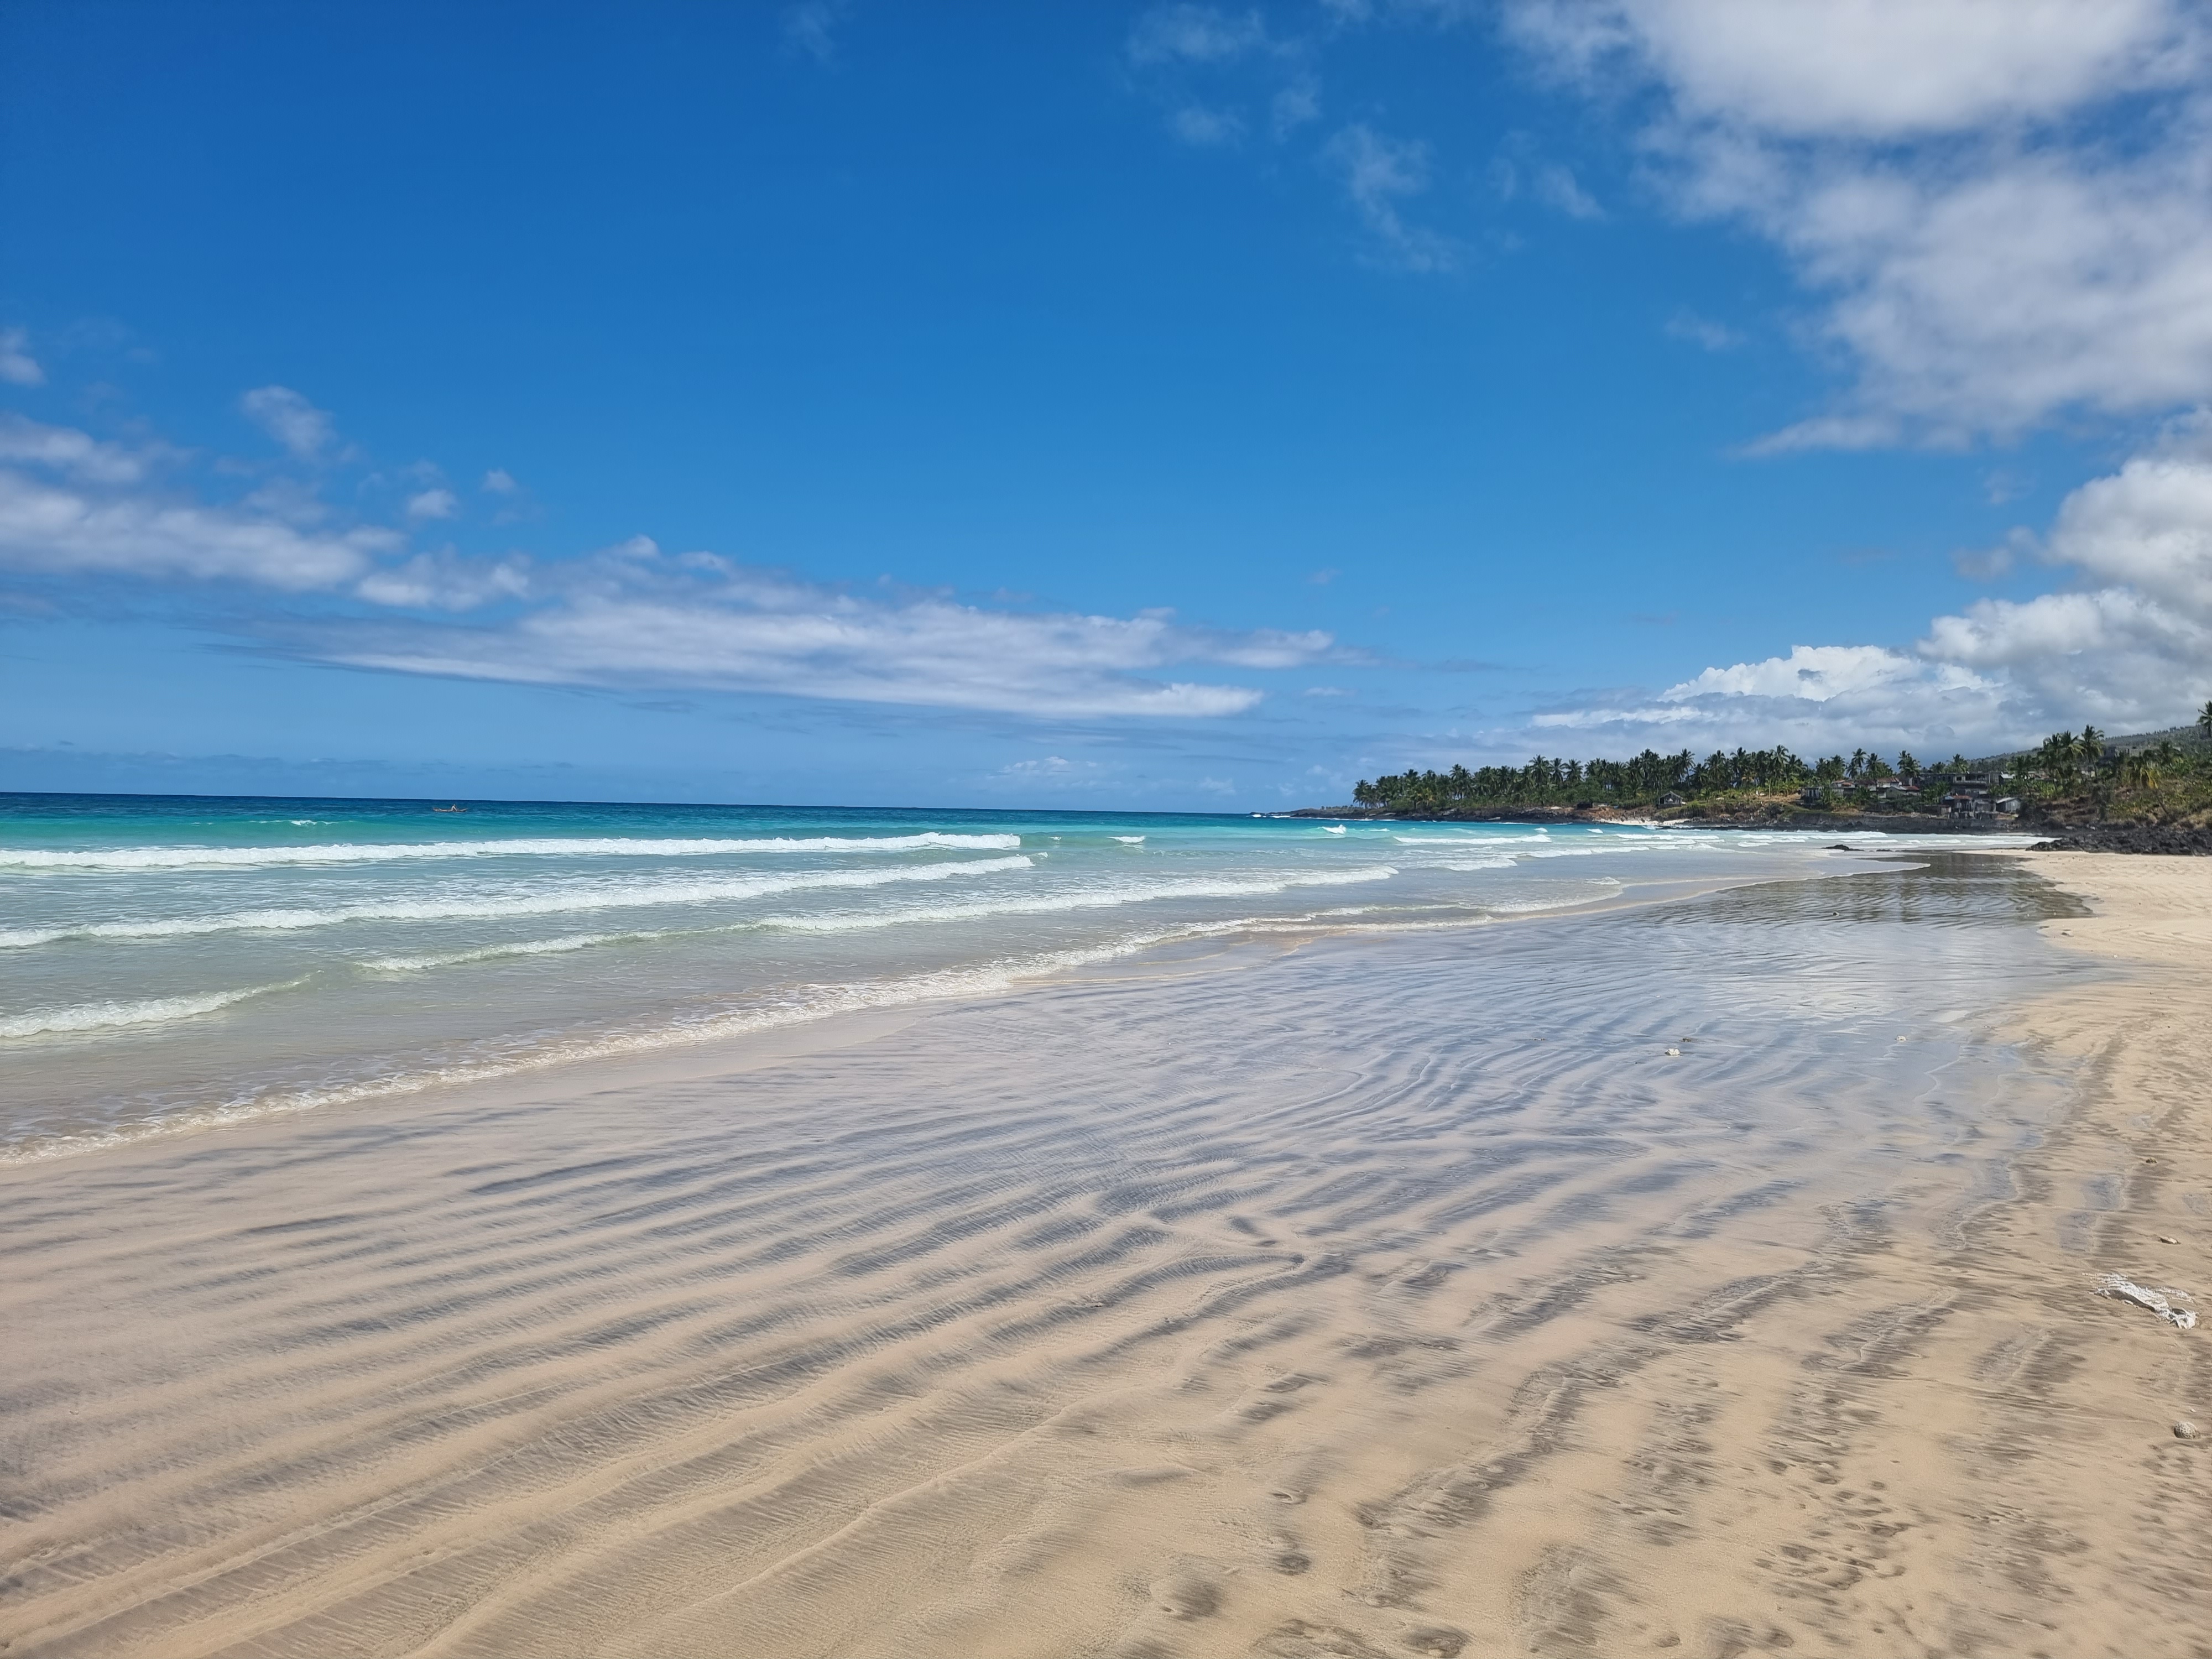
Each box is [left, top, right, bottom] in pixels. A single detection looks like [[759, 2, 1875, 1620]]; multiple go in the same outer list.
[[432, 805, 468, 813]]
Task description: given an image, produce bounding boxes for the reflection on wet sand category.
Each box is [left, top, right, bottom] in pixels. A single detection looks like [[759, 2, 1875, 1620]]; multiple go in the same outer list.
[[6, 856, 2209, 1657]]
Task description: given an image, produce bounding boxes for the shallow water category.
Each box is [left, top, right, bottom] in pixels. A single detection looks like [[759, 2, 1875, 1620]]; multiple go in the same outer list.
[[0, 853, 2105, 1657], [0, 792, 2034, 1160]]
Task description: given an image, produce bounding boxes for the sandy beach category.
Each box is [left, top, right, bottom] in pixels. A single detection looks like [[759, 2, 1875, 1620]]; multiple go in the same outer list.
[[3, 849, 2208, 1658]]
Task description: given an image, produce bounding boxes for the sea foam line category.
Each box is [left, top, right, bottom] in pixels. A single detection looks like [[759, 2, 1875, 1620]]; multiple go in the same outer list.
[[356, 865, 1406, 972], [0, 982, 294, 1040], [0, 855, 1035, 948], [0, 915, 1300, 1166], [0, 832, 1024, 870]]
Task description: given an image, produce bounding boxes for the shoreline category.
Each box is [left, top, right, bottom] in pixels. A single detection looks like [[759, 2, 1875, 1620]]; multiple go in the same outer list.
[[0, 857, 1846, 1172], [2, 852, 2206, 1655]]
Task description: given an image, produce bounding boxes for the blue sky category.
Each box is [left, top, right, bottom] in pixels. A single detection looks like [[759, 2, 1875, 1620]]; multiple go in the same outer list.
[[4, 1, 2210, 807]]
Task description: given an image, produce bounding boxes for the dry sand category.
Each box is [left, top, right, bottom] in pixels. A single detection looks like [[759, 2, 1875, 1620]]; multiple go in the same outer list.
[[2, 853, 2208, 1657]]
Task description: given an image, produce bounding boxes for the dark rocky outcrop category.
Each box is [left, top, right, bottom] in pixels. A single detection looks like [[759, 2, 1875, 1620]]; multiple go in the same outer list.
[[2028, 823, 2212, 855]]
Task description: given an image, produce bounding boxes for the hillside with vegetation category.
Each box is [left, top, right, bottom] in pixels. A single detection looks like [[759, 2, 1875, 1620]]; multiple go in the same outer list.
[[1332, 704, 2212, 830]]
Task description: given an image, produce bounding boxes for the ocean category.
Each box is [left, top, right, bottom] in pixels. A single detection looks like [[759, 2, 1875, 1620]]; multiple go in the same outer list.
[[0, 791, 2033, 1162]]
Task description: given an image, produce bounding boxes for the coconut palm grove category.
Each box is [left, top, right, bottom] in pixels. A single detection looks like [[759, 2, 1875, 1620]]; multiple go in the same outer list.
[[1345, 707, 2212, 823]]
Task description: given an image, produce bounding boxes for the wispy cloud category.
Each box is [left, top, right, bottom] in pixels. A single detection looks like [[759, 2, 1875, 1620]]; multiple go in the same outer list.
[[240, 385, 341, 460], [0, 328, 44, 388], [1124, 4, 1318, 150], [781, 0, 849, 65], [0, 405, 1337, 722], [314, 540, 1332, 718], [1126, 4, 1269, 66], [1322, 123, 1456, 270], [1169, 105, 1246, 146], [1506, 0, 2212, 444], [0, 425, 395, 589], [1665, 308, 1740, 351]]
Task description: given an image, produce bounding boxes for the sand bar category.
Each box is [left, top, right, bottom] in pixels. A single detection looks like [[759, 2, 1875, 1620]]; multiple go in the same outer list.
[[2, 852, 2208, 1656]]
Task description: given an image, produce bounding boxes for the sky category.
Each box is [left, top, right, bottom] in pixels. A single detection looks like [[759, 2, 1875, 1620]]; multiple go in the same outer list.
[[3, 0, 2210, 808]]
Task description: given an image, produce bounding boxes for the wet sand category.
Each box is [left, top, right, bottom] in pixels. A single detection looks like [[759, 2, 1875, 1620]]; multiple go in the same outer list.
[[3, 853, 2208, 1657]]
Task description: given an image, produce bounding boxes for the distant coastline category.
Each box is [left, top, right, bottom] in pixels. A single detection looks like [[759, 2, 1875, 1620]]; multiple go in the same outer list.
[[1305, 716, 2212, 843], [1288, 802, 2021, 834]]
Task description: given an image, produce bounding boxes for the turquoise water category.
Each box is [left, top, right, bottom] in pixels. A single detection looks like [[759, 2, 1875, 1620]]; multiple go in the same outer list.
[[0, 792, 2032, 1160]]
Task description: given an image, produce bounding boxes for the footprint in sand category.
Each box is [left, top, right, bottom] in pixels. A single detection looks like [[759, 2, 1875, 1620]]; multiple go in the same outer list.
[[1150, 1568, 1221, 1618]]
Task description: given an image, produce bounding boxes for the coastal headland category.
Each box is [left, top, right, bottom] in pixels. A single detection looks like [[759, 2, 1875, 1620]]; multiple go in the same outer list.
[[3, 848, 2208, 1656]]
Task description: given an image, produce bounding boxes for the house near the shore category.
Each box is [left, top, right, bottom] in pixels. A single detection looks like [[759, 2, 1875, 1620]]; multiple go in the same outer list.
[[1656, 791, 1685, 807]]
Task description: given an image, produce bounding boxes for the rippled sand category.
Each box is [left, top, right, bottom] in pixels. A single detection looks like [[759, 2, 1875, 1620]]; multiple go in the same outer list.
[[6, 854, 2209, 1657]]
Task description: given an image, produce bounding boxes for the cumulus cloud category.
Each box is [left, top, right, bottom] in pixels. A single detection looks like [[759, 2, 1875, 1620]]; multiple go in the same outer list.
[[1533, 419, 2212, 750], [1322, 124, 1456, 270], [316, 541, 1333, 718], [405, 487, 458, 521], [1532, 644, 2007, 753], [0, 466, 395, 589], [240, 385, 341, 458], [0, 414, 148, 484], [0, 328, 44, 388], [1506, 0, 2212, 442]]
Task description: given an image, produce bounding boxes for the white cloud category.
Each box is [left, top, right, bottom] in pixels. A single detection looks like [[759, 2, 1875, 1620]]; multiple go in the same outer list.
[[240, 385, 340, 459], [1507, 0, 2212, 441], [316, 541, 1334, 719], [482, 468, 519, 493], [0, 328, 44, 388], [1322, 124, 1457, 270], [1531, 645, 2010, 753], [0, 467, 395, 590], [1533, 420, 2212, 751], [0, 414, 148, 484], [354, 550, 531, 611], [1128, 4, 1269, 65], [1511, 0, 2197, 138], [2, 406, 1332, 723]]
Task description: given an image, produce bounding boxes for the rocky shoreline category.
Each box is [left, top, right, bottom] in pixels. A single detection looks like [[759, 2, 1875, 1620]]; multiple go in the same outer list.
[[2027, 823, 2212, 855], [1288, 804, 2020, 835]]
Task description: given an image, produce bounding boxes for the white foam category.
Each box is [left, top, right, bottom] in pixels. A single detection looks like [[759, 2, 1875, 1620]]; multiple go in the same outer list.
[[0, 855, 1036, 948], [357, 932, 657, 973], [1112, 836, 1146, 844], [353, 865, 1407, 972], [1484, 878, 1624, 913], [0, 917, 1307, 1165], [2096, 1273, 2198, 1331], [0, 832, 1024, 870], [0, 983, 288, 1040]]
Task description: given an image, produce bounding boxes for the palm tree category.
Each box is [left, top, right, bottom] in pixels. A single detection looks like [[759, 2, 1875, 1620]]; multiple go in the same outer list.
[[2200, 699, 2212, 745]]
